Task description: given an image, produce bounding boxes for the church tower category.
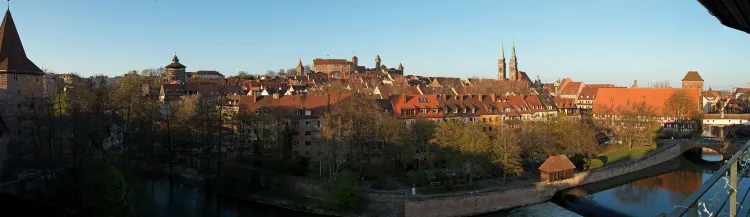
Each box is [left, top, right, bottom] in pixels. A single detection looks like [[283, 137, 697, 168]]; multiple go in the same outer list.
[[498, 44, 506, 80], [509, 41, 518, 81], [375, 55, 381, 70], [296, 59, 304, 75]]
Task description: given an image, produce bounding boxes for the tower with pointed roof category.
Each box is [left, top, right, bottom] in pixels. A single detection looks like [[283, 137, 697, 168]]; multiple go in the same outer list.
[[498, 43, 507, 80], [397, 63, 403, 73], [0, 8, 45, 159], [296, 59, 304, 75], [351, 55, 358, 67], [164, 54, 187, 83], [509, 40, 519, 81], [375, 55, 381, 71]]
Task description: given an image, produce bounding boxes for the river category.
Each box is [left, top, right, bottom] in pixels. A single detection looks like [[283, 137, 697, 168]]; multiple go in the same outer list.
[[137, 178, 326, 217], [135, 152, 740, 217], [553, 152, 750, 217]]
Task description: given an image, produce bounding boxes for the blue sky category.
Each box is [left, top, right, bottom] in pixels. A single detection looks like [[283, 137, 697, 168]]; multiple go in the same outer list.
[[9, 0, 750, 89]]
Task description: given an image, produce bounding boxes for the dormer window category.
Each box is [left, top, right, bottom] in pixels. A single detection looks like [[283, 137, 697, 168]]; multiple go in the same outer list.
[[453, 109, 458, 113], [432, 108, 439, 114], [488, 108, 493, 112], [463, 109, 467, 113], [471, 108, 476, 113], [421, 109, 427, 114], [418, 98, 429, 103]]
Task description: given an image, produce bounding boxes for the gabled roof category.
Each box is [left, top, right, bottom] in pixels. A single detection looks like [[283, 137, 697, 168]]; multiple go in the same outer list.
[[389, 95, 443, 119], [554, 98, 577, 109], [539, 155, 576, 172], [0, 10, 43, 75], [560, 81, 583, 96], [682, 71, 704, 81]]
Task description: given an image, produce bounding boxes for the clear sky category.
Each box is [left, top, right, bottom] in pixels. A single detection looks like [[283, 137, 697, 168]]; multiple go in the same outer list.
[[9, 0, 750, 89]]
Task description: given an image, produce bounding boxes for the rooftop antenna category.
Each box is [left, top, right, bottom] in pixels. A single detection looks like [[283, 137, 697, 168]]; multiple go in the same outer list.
[[7, 0, 9, 10]]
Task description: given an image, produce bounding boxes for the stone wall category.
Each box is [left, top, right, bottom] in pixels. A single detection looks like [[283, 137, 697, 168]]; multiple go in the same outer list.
[[360, 190, 407, 217], [403, 143, 682, 217]]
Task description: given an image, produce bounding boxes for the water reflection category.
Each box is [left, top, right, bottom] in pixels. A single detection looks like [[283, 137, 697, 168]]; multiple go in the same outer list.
[[137, 178, 324, 217], [560, 154, 750, 217], [702, 153, 723, 162]]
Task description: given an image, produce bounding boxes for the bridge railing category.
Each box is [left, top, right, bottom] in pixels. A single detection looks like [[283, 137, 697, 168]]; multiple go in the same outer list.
[[664, 140, 750, 217]]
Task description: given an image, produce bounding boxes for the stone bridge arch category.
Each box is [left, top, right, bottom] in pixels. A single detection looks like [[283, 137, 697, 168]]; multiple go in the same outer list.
[[680, 140, 737, 160]]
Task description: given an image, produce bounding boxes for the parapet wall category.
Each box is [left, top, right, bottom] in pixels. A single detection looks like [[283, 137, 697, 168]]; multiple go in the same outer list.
[[403, 143, 682, 217]]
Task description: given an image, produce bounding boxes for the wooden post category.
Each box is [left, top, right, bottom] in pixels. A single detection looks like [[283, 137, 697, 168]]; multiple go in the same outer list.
[[730, 160, 737, 217]]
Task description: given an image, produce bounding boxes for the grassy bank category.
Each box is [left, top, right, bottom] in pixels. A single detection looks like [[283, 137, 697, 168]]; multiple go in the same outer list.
[[587, 145, 658, 169]]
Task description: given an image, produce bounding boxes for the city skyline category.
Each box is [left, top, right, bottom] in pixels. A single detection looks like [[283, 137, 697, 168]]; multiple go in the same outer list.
[[9, 0, 750, 89]]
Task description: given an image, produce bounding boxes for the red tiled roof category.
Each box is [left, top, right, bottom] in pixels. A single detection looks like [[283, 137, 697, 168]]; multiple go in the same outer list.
[[592, 88, 701, 116], [681, 71, 704, 82], [554, 98, 577, 109], [506, 95, 531, 114], [312, 58, 349, 65], [389, 95, 444, 119], [578, 84, 616, 100], [560, 82, 582, 95]]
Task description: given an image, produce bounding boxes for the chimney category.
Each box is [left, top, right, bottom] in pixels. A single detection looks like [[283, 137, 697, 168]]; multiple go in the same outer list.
[[272, 93, 280, 99]]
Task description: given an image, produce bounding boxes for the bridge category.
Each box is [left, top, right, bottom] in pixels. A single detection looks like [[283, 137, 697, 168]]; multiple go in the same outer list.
[[661, 124, 750, 217], [702, 114, 750, 138]]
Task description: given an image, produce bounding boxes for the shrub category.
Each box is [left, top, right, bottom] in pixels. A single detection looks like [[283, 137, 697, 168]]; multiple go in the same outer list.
[[326, 184, 364, 212]]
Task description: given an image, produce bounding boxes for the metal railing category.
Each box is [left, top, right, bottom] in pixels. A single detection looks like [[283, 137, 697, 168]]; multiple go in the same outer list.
[[664, 140, 750, 217]]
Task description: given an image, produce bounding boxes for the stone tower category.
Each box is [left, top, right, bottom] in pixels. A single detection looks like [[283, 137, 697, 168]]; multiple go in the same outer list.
[[296, 59, 304, 75], [0, 9, 45, 163], [164, 55, 187, 83], [375, 55, 381, 70], [509, 41, 518, 81], [352, 55, 358, 67], [681, 71, 704, 91], [398, 63, 403, 72], [498, 44, 507, 80]]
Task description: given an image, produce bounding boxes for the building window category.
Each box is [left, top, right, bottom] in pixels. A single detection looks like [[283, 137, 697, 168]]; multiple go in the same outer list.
[[483, 118, 486, 122], [305, 131, 312, 136], [294, 110, 300, 115], [418, 98, 429, 103], [453, 109, 458, 113], [305, 120, 311, 126], [294, 151, 299, 156], [432, 108, 438, 114], [305, 110, 312, 116], [305, 141, 312, 146], [263, 110, 269, 115], [294, 141, 299, 146], [13, 75, 17, 81], [254, 110, 259, 115], [463, 109, 467, 113], [421, 109, 427, 114]]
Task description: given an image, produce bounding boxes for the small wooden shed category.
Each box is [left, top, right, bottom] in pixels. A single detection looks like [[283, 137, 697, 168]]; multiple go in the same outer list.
[[538, 155, 576, 182]]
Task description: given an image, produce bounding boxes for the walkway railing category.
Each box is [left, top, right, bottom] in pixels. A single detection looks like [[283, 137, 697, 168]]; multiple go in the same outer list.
[[663, 140, 750, 217]]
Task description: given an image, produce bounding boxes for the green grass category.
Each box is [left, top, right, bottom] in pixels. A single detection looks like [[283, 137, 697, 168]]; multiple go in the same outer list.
[[588, 145, 657, 169]]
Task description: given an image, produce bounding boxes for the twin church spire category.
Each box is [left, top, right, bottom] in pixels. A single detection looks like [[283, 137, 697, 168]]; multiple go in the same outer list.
[[497, 40, 518, 80]]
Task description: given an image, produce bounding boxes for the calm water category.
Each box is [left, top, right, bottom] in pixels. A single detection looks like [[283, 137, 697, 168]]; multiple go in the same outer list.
[[557, 153, 750, 217], [137, 178, 326, 217]]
